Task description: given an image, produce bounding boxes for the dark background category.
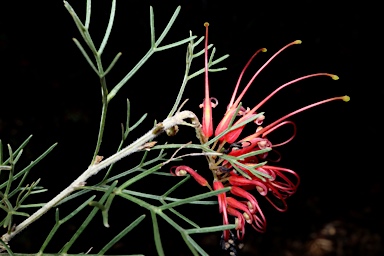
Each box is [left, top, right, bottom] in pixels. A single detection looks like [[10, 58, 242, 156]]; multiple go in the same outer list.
[[0, 0, 378, 255]]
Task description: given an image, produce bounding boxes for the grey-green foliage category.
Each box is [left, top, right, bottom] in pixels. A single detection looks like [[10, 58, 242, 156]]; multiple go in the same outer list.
[[0, 0, 231, 255]]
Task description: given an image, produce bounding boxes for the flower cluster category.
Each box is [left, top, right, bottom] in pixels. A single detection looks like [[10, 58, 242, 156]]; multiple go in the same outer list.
[[171, 22, 349, 253]]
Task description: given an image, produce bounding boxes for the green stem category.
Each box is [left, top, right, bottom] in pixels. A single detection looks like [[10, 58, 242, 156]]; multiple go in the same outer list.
[[107, 49, 153, 102], [91, 51, 109, 165], [91, 83, 108, 165]]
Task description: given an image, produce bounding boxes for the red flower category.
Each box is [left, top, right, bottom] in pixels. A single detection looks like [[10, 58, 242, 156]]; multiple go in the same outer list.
[[227, 206, 246, 240], [200, 22, 217, 139], [172, 23, 349, 247], [214, 181, 229, 240], [170, 165, 209, 188]]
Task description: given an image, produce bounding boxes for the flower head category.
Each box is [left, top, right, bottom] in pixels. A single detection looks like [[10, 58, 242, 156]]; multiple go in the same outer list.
[[172, 23, 349, 252]]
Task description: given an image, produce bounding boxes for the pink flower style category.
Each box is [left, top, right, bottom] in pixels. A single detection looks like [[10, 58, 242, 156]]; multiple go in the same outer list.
[[171, 22, 349, 252]]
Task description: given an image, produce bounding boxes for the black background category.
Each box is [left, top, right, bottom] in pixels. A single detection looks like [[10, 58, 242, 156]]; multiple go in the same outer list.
[[0, 0, 378, 255]]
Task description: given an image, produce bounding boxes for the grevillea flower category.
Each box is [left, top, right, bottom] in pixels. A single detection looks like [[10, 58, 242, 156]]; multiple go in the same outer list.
[[200, 22, 216, 139], [171, 23, 349, 254], [170, 165, 210, 188]]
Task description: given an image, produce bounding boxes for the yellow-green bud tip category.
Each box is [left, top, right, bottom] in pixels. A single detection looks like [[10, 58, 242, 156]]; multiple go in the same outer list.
[[262, 48, 267, 52], [294, 40, 302, 44], [204, 22, 209, 27], [331, 75, 339, 80], [342, 95, 350, 102]]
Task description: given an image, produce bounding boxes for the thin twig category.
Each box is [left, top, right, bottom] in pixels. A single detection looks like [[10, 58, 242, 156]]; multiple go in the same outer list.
[[0, 110, 200, 246]]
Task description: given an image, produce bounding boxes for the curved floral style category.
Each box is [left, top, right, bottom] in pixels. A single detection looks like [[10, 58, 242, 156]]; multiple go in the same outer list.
[[172, 22, 349, 253]]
